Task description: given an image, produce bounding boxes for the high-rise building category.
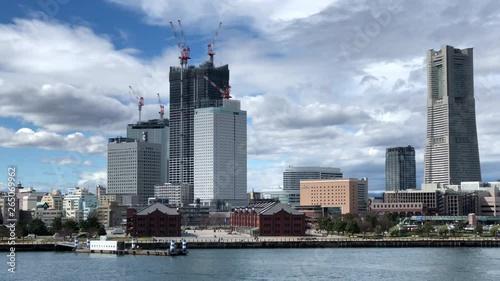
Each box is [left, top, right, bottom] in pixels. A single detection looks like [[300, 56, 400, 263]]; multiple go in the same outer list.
[[357, 177, 369, 213], [169, 64, 229, 187], [283, 167, 343, 190], [385, 146, 416, 191], [107, 136, 162, 205], [194, 99, 247, 206], [424, 45, 481, 185], [127, 119, 169, 184]]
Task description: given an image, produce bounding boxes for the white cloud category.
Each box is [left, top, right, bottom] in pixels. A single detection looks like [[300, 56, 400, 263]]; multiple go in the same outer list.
[[0, 127, 106, 154], [3, 0, 500, 192], [77, 170, 107, 189]]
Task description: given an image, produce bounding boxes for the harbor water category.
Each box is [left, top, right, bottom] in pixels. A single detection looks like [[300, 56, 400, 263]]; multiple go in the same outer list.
[[5, 248, 500, 281]]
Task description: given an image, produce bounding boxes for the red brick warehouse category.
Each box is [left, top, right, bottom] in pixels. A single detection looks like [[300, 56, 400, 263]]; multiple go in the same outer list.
[[126, 202, 181, 237], [230, 201, 306, 236]]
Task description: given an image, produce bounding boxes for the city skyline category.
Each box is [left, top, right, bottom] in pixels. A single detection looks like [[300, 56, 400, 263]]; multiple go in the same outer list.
[[1, 1, 500, 193]]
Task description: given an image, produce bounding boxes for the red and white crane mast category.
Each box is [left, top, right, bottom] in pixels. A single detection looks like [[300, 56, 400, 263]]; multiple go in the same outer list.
[[129, 85, 144, 123], [207, 22, 222, 65]]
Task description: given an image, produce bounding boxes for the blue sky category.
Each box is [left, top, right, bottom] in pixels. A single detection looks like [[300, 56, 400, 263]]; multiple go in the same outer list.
[[1, 0, 500, 194]]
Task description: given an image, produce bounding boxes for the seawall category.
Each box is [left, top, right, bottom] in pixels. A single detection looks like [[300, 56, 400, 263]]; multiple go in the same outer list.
[[2, 238, 499, 252]]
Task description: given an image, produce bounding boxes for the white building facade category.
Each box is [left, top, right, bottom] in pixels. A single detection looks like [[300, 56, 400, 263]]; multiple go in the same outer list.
[[63, 187, 98, 222], [194, 99, 247, 206]]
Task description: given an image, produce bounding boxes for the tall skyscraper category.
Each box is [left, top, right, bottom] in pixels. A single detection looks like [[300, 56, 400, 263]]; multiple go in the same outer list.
[[385, 146, 416, 191], [127, 119, 169, 184], [194, 99, 247, 206], [283, 167, 343, 190], [424, 45, 481, 185], [169, 64, 229, 187], [107, 136, 161, 205]]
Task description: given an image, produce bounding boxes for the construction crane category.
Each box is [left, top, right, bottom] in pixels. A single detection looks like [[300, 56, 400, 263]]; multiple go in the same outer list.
[[129, 86, 144, 123], [201, 74, 232, 99], [207, 22, 222, 65], [157, 93, 164, 121], [169, 20, 190, 67]]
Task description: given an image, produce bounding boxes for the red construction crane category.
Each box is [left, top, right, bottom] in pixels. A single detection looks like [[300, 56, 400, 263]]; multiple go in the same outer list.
[[129, 86, 144, 122], [157, 93, 164, 120], [169, 20, 190, 66], [201, 74, 231, 99], [207, 22, 222, 65]]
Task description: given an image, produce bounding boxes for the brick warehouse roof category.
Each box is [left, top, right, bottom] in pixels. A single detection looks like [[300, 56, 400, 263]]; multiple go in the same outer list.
[[236, 201, 302, 216], [136, 202, 179, 215]]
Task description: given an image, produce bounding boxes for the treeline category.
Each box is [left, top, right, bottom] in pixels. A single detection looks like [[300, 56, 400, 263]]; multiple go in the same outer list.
[[0, 215, 107, 238], [318, 213, 398, 236]]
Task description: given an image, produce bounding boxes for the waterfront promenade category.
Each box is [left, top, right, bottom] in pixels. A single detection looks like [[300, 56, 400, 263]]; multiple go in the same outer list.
[[2, 235, 500, 252]]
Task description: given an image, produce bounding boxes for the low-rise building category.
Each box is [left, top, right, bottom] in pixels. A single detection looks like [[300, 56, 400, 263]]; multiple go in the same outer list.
[[97, 202, 128, 228], [126, 202, 181, 237], [369, 202, 425, 215], [63, 187, 98, 222], [230, 201, 306, 236], [154, 183, 193, 207], [261, 187, 300, 207], [41, 190, 63, 210], [32, 202, 63, 227], [300, 178, 359, 214]]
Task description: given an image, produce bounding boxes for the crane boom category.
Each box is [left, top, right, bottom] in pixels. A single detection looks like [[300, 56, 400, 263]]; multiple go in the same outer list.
[[178, 20, 187, 48], [208, 22, 222, 64], [169, 21, 182, 49], [201, 75, 232, 99], [157, 93, 164, 120]]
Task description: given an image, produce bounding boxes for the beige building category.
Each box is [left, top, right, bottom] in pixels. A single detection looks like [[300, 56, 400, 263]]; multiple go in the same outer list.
[[41, 190, 63, 210], [300, 179, 359, 214], [97, 202, 128, 228]]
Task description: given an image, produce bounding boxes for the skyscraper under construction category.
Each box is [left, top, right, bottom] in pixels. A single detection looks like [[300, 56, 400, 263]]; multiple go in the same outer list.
[[168, 63, 230, 186]]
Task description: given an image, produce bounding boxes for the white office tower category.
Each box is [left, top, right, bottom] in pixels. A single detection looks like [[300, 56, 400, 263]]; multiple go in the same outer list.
[[194, 99, 247, 206]]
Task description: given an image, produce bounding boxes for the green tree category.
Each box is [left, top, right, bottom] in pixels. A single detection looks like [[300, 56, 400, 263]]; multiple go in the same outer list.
[[365, 213, 378, 228], [438, 225, 449, 236], [422, 221, 435, 236], [489, 225, 500, 236], [27, 218, 48, 235], [456, 221, 467, 232], [327, 221, 335, 235], [358, 220, 371, 236], [389, 226, 400, 237], [51, 217, 63, 233], [342, 213, 356, 222], [61, 219, 79, 238], [374, 226, 383, 235], [97, 226, 107, 236], [475, 224, 483, 235], [377, 216, 394, 232], [345, 221, 360, 235], [15, 222, 28, 237], [319, 218, 330, 231], [334, 220, 347, 235], [0, 225, 9, 238]]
